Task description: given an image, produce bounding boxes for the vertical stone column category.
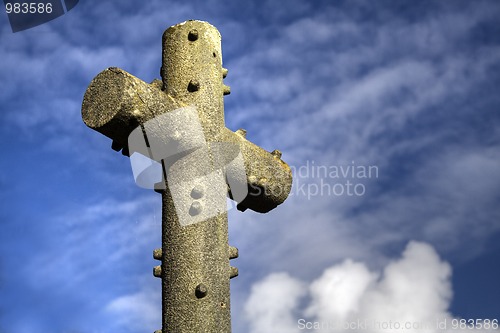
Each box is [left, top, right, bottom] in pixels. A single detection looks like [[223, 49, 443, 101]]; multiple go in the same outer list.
[[159, 21, 232, 333]]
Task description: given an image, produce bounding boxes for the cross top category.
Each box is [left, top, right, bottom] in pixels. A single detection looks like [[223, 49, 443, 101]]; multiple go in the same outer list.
[[82, 20, 292, 333]]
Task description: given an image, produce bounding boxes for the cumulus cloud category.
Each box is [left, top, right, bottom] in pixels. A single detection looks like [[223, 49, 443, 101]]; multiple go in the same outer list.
[[245, 272, 306, 333], [245, 242, 498, 333], [305, 260, 376, 323]]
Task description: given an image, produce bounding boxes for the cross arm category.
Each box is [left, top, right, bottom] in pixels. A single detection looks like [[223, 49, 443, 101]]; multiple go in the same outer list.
[[82, 68, 292, 213]]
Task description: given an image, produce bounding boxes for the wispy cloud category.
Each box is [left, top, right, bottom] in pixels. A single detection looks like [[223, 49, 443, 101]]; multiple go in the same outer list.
[[225, 0, 500, 268], [104, 280, 161, 333], [27, 195, 161, 290]]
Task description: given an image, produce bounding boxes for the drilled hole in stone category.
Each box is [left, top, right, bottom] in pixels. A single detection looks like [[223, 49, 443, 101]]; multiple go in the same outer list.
[[213, 51, 217, 57], [187, 80, 200, 92], [188, 30, 198, 41]]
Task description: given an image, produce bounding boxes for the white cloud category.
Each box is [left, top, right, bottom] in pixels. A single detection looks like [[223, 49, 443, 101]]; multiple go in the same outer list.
[[245, 272, 306, 333], [356, 242, 452, 331], [305, 260, 376, 322], [105, 282, 161, 332], [245, 242, 498, 333]]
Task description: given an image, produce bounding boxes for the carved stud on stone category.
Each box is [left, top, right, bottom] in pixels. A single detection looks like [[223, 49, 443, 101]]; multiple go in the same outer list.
[[195, 283, 208, 298], [229, 246, 239, 259], [188, 29, 198, 41], [230, 266, 238, 279], [153, 248, 162, 260], [191, 185, 205, 199], [188, 80, 200, 92], [235, 128, 247, 138], [153, 265, 162, 278], [271, 149, 282, 159]]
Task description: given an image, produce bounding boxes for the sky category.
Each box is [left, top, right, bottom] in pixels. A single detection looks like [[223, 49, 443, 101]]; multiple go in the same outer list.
[[1, 0, 500, 332]]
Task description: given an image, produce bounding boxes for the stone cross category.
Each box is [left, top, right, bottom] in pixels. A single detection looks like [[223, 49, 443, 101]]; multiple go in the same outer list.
[[81, 20, 292, 333]]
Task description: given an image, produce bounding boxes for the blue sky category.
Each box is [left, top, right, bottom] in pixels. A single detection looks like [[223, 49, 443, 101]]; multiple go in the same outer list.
[[1, 1, 500, 332]]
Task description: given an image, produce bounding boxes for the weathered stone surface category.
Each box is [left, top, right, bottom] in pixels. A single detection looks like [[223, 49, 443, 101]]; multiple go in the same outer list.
[[81, 20, 292, 333]]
